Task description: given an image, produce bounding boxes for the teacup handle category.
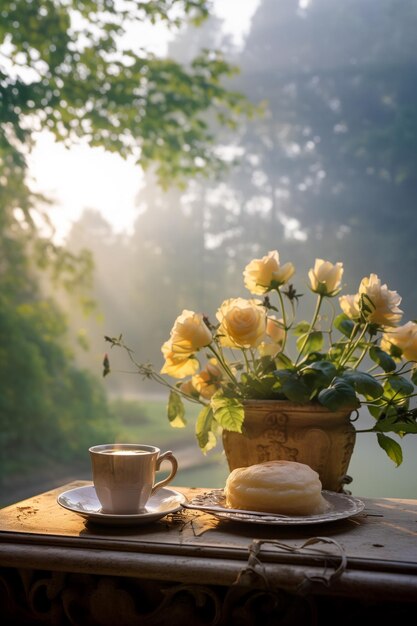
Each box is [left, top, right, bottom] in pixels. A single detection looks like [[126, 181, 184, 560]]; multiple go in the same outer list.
[[151, 451, 178, 495]]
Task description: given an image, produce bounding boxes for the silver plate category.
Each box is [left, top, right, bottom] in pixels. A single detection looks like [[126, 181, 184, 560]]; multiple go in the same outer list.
[[57, 484, 186, 526], [182, 489, 365, 525]]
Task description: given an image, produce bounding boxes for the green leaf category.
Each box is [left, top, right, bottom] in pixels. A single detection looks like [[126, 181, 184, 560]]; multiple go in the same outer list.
[[328, 341, 346, 361], [301, 361, 337, 388], [334, 313, 355, 338], [384, 375, 414, 400], [391, 344, 403, 359], [341, 370, 384, 399], [273, 370, 311, 403], [257, 355, 278, 375], [302, 352, 328, 365], [195, 406, 217, 453], [210, 395, 244, 432], [167, 391, 186, 428], [367, 403, 384, 419], [318, 378, 360, 411], [376, 433, 403, 466], [412, 367, 417, 385], [240, 373, 283, 399], [274, 353, 295, 370], [369, 346, 396, 373], [374, 416, 417, 435], [292, 321, 310, 336], [296, 331, 323, 355]]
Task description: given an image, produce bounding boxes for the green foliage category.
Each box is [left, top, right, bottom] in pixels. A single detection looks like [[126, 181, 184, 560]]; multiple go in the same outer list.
[[274, 353, 295, 370], [210, 395, 244, 432], [239, 372, 283, 399], [167, 390, 186, 427], [369, 347, 397, 373], [384, 376, 414, 401], [0, 290, 115, 477], [296, 331, 324, 355], [318, 379, 361, 411], [300, 361, 337, 393], [273, 370, 311, 404], [372, 409, 417, 435], [341, 370, 384, 400], [195, 405, 216, 453], [376, 433, 403, 467], [333, 314, 355, 339], [292, 321, 311, 336], [0, 0, 252, 188]]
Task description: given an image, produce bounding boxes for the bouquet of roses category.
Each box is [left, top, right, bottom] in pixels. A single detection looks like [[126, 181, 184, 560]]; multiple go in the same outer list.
[[105, 251, 417, 465]]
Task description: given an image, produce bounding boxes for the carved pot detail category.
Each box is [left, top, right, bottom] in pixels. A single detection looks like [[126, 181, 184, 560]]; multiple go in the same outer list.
[[222, 400, 356, 492]]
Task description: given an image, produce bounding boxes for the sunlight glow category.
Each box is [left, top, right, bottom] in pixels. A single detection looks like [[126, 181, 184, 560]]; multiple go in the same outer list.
[[28, 133, 141, 242], [27, 0, 261, 242]]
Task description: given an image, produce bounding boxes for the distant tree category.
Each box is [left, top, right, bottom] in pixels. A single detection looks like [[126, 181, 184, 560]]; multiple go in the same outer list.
[[0, 202, 116, 477], [0, 1, 253, 478], [202, 0, 417, 313]]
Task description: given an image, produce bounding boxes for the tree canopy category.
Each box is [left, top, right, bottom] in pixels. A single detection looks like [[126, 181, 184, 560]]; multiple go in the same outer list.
[[0, 0, 250, 190]]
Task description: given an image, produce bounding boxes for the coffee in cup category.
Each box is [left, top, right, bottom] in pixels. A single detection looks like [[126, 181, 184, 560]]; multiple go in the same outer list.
[[89, 444, 178, 514]]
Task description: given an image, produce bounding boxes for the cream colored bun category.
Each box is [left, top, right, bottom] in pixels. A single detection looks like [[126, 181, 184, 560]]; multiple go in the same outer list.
[[224, 460, 329, 516]]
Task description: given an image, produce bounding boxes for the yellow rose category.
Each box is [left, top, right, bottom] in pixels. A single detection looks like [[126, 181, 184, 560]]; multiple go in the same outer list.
[[358, 274, 402, 326], [179, 379, 199, 397], [243, 250, 295, 295], [169, 309, 212, 355], [308, 259, 344, 296], [257, 316, 285, 357], [266, 316, 285, 344], [160, 341, 199, 378], [381, 322, 417, 362], [192, 359, 223, 399], [339, 293, 361, 320], [216, 297, 267, 348]]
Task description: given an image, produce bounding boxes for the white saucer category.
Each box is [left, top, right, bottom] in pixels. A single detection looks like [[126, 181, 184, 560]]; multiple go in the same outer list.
[[57, 484, 186, 526]]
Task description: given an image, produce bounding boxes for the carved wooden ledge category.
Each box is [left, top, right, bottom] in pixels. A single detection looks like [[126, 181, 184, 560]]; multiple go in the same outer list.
[[1, 567, 416, 626]]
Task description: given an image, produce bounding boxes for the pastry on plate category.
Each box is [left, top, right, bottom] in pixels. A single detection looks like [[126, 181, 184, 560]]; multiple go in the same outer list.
[[224, 460, 329, 516]]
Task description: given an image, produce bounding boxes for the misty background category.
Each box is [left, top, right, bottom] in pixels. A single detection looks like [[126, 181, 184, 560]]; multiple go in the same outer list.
[[2, 0, 417, 504]]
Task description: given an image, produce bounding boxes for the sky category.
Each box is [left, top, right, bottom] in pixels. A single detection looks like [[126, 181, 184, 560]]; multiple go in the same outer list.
[[27, 0, 260, 243]]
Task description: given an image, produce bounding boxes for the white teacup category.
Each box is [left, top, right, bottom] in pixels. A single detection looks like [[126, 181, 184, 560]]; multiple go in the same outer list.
[[89, 444, 178, 514]]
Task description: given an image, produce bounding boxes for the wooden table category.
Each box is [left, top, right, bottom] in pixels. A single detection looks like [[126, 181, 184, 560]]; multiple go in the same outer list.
[[1, 481, 417, 625]]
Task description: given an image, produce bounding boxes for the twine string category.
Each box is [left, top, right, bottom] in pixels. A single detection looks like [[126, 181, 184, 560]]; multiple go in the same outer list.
[[235, 536, 347, 593]]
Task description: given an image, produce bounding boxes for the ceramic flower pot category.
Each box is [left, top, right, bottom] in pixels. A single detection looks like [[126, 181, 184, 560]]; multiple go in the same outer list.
[[222, 400, 356, 492]]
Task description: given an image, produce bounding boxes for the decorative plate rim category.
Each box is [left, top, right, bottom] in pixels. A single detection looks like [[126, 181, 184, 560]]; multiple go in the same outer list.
[[181, 489, 365, 525]]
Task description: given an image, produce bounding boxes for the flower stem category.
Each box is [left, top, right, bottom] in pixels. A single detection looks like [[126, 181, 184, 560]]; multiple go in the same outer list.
[[339, 323, 370, 370], [295, 294, 323, 365], [207, 344, 239, 387], [134, 366, 204, 405], [108, 337, 204, 404], [352, 342, 371, 370], [276, 287, 289, 352]]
